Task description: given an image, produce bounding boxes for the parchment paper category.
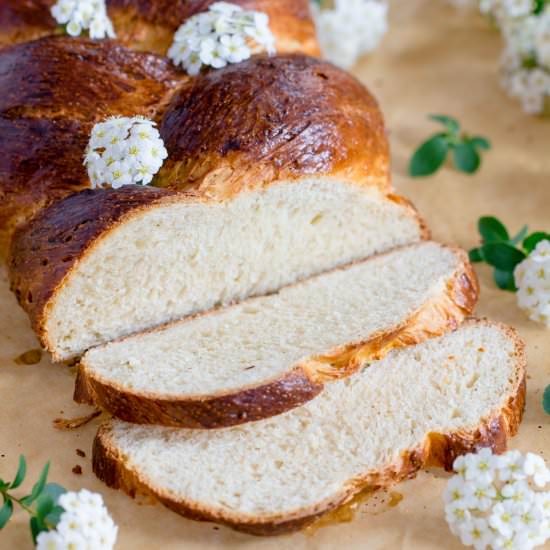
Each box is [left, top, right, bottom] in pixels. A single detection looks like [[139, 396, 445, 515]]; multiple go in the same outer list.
[[1, 1, 549, 548]]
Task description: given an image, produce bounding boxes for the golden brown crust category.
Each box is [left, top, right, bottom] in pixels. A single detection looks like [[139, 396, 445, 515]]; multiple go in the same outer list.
[[91, 320, 526, 536], [0, 0, 319, 56], [0, 0, 56, 48], [75, 366, 324, 429], [74, 245, 478, 428], [0, 36, 182, 121], [0, 36, 183, 257], [157, 55, 391, 198]]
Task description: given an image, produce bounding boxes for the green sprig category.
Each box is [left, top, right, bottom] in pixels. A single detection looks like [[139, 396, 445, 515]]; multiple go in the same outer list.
[[469, 216, 550, 292], [409, 115, 491, 177], [0, 455, 66, 544]]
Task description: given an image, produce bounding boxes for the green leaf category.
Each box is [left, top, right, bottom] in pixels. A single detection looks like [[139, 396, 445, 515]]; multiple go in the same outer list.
[[0, 480, 9, 492], [30, 516, 45, 545], [0, 499, 13, 529], [429, 114, 460, 135], [534, 0, 547, 14], [26, 462, 50, 505], [44, 505, 64, 528], [479, 216, 510, 243], [510, 225, 529, 246], [453, 142, 480, 174], [469, 247, 484, 263], [481, 243, 526, 271], [543, 385, 550, 415], [523, 232, 550, 254], [41, 483, 65, 504], [36, 495, 54, 521], [469, 136, 491, 151], [409, 134, 449, 177], [494, 269, 516, 291], [10, 455, 26, 490]]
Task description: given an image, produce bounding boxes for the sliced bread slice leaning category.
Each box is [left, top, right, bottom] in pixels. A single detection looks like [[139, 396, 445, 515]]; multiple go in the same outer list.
[[93, 319, 526, 536], [76, 241, 478, 428]]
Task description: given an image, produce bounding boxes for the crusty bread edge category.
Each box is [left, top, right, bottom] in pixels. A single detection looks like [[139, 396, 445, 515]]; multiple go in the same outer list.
[[91, 319, 526, 536], [75, 245, 477, 428]]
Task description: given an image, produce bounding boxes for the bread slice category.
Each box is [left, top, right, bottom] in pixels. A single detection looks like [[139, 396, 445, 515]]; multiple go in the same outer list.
[[75, 242, 478, 428], [93, 320, 526, 536]]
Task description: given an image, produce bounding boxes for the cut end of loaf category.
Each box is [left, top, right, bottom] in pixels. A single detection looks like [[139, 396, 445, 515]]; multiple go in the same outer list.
[[11, 179, 425, 360], [92, 319, 526, 536], [76, 241, 478, 428]]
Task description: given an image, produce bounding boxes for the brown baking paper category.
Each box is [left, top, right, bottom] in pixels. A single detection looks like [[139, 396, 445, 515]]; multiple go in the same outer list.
[[1, 1, 550, 548]]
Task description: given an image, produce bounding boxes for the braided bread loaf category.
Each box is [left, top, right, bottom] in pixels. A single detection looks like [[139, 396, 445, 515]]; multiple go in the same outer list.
[[0, 2, 527, 538]]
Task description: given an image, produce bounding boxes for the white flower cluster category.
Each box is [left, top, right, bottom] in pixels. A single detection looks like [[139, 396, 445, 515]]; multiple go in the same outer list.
[[36, 489, 117, 550], [515, 239, 550, 327], [167, 2, 276, 76], [84, 116, 168, 188], [50, 0, 116, 39], [478, 1, 550, 114], [311, 0, 388, 69], [445, 448, 550, 550]]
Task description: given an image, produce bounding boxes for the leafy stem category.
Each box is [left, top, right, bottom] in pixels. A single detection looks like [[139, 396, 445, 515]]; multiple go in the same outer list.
[[409, 114, 491, 177], [0, 456, 66, 544], [469, 216, 550, 292]]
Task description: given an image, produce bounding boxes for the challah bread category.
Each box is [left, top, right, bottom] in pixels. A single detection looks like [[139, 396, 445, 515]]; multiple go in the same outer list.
[[9, 53, 427, 360], [157, 55, 391, 196], [0, 36, 182, 256], [75, 242, 478, 428], [0, 0, 319, 56], [93, 320, 526, 535], [10, 184, 426, 362]]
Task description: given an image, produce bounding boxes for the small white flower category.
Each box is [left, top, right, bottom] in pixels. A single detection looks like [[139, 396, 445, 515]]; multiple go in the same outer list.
[[524, 453, 550, 487], [496, 449, 528, 481], [66, 20, 82, 37], [515, 240, 550, 327], [461, 447, 499, 485], [168, 3, 275, 75], [84, 116, 168, 189], [312, 0, 388, 69], [445, 475, 474, 504], [219, 34, 250, 63], [467, 481, 498, 511], [50, 0, 116, 40], [445, 500, 473, 527], [36, 530, 63, 550], [501, 480, 534, 512], [490, 500, 519, 537], [457, 517, 493, 550]]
